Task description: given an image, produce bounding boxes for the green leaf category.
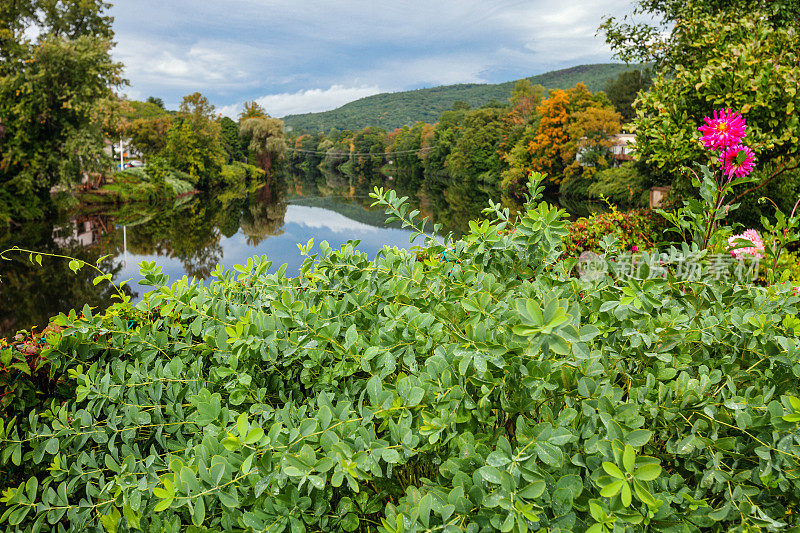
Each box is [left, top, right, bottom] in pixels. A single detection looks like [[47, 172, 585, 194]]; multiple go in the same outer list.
[[518, 480, 546, 499], [418, 494, 432, 528], [99, 507, 120, 533], [44, 438, 59, 455], [486, 451, 511, 467], [600, 480, 623, 497], [633, 480, 656, 507], [478, 466, 502, 484], [237, 411, 248, 437], [500, 512, 515, 532], [620, 481, 632, 507], [191, 496, 205, 526], [9, 506, 31, 526], [406, 387, 424, 407], [622, 445, 635, 473], [382, 449, 401, 463], [625, 429, 652, 447], [25, 477, 38, 501], [536, 442, 563, 467], [345, 324, 358, 349], [122, 503, 141, 530], [589, 501, 604, 522], [209, 462, 225, 486], [241, 452, 255, 474], [244, 427, 264, 445], [603, 462, 625, 479], [218, 489, 239, 508], [341, 512, 359, 532], [634, 463, 662, 481]]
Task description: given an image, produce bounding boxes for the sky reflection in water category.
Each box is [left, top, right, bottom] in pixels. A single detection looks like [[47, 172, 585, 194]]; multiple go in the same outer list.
[[115, 204, 423, 299]]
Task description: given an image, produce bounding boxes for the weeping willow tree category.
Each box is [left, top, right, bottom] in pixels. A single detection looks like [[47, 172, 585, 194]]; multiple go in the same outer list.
[[239, 116, 288, 175]]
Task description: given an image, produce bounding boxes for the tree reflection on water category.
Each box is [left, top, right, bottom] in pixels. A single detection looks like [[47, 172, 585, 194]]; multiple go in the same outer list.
[[0, 181, 287, 338], [2, 167, 543, 338], [0, 214, 131, 337]]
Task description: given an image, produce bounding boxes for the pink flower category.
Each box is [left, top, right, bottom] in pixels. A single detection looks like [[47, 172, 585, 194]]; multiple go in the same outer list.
[[728, 229, 764, 259], [719, 145, 756, 180], [698, 109, 746, 150], [631, 245, 638, 252]]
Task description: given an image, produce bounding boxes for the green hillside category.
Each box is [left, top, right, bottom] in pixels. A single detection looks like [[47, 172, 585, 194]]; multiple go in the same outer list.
[[282, 63, 646, 133]]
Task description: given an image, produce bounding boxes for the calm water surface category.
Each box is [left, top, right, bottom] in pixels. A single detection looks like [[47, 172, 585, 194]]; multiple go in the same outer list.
[[0, 175, 599, 338], [0, 186, 425, 338]]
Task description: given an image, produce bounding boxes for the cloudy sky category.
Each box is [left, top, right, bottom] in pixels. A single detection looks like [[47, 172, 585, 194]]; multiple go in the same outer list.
[[108, 1, 634, 118]]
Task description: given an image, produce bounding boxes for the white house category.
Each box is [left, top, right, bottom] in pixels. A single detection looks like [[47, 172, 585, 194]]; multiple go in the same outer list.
[[609, 133, 636, 164], [575, 133, 636, 167]]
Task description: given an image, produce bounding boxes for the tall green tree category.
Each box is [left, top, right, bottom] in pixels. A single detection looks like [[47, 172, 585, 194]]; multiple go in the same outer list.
[[390, 123, 426, 193], [347, 127, 387, 192], [0, 0, 124, 222], [600, 0, 800, 69], [219, 117, 245, 164], [127, 115, 173, 158], [445, 108, 505, 194], [163, 93, 226, 186], [145, 96, 165, 109], [604, 69, 652, 123], [621, 11, 800, 202], [428, 107, 506, 231]]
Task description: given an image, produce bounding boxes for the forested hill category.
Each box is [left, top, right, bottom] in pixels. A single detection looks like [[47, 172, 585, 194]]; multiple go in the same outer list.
[[282, 63, 645, 133]]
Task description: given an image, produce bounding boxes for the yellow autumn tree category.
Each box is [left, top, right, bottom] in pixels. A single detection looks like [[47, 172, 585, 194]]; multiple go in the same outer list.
[[567, 106, 623, 170]]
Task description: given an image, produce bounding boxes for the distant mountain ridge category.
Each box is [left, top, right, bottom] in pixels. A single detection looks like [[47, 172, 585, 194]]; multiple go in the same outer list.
[[282, 63, 646, 133]]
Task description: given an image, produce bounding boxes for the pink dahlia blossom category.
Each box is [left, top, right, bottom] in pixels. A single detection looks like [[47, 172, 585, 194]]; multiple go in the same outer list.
[[728, 229, 764, 259], [698, 109, 746, 150], [719, 145, 756, 179]]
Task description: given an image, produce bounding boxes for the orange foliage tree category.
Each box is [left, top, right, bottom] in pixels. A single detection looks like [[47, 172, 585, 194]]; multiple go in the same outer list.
[[527, 89, 571, 184]]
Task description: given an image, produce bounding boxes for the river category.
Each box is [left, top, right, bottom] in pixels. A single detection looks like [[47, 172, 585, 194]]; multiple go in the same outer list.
[[0, 184, 429, 338]]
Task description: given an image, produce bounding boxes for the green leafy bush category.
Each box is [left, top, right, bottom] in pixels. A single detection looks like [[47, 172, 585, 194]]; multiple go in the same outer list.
[[758, 251, 800, 286], [164, 175, 195, 196], [2, 179, 800, 532], [732, 166, 800, 230], [586, 163, 649, 207], [216, 162, 266, 187], [89, 163, 195, 204], [119, 167, 149, 181], [559, 172, 595, 201]]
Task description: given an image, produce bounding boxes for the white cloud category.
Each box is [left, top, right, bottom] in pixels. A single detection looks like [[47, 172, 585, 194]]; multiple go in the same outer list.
[[244, 85, 383, 117], [113, 36, 262, 97], [108, 0, 637, 111], [217, 103, 241, 119]]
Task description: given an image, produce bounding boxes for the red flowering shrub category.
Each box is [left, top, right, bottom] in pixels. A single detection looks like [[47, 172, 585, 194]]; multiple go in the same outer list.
[[563, 207, 665, 256]]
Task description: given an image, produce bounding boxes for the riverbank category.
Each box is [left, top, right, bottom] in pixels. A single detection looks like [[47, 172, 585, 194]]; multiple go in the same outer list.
[[77, 167, 197, 204]]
